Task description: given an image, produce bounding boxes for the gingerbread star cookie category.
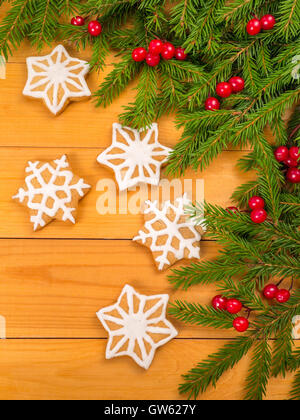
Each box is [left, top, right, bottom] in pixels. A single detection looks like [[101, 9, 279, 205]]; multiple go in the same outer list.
[[97, 285, 178, 369], [13, 155, 91, 231], [133, 195, 206, 271], [97, 123, 172, 191], [23, 45, 91, 115]]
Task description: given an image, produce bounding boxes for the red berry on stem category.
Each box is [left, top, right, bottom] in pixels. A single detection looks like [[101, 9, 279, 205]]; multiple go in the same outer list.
[[146, 53, 160, 67], [88, 21, 102, 36], [247, 18, 262, 35], [216, 82, 232, 98], [175, 47, 187, 61], [233, 317, 249, 332], [289, 146, 299, 162], [286, 167, 300, 183], [274, 146, 289, 162], [283, 157, 298, 168], [226, 299, 243, 314], [71, 16, 85, 26], [263, 284, 278, 300], [260, 14, 276, 30], [161, 42, 175, 60], [205, 97, 220, 111], [275, 289, 290, 303], [248, 196, 265, 210], [251, 208, 267, 224], [229, 77, 245, 93], [226, 206, 239, 214], [212, 295, 227, 311], [148, 39, 163, 55], [132, 47, 147, 62]]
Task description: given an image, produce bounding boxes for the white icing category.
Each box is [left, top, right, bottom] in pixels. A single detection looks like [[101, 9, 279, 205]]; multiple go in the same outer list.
[[13, 155, 91, 231], [134, 194, 205, 270], [97, 123, 172, 191], [97, 285, 178, 369], [23, 45, 91, 115]]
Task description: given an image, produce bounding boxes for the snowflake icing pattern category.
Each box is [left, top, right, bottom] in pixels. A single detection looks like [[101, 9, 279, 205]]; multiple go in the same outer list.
[[97, 285, 178, 369], [13, 155, 91, 231], [97, 123, 172, 191], [134, 194, 206, 270], [23, 45, 91, 115]]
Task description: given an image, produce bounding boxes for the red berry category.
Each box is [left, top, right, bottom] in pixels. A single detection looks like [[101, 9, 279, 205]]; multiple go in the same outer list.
[[148, 39, 163, 55], [248, 196, 265, 210], [247, 18, 262, 35], [205, 97, 220, 111], [226, 299, 243, 314], [260, 14, 276, 30], [274, 146, 289, 162], [88, 21, 102, 36], [251, 208, 267, 224], [275, 289, 290, 303], [289, 146, 299, 162], [233, 317, 249, 332], [175, 47, 187, 61], [286, 167, 300, 183], [71, 16, 85, 26], [229, 76, 245, 93], [283, 157, 298, 168], [132, 47, 147, 62], [226, 206, 239, 214], [161, 42, 175, 60], [216, 82, 232, 98], [146, 53, 160, 67], [212, 295, 227, 311], [263, 284, 278, 300]]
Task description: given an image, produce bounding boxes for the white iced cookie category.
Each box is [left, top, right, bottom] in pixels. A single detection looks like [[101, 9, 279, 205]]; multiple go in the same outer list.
[[133, 194, 206, 271], [23, 45, 91, 115], [13, 155, 91, 231], [97, 123, 172, 191], [97, 285, 178, 369]]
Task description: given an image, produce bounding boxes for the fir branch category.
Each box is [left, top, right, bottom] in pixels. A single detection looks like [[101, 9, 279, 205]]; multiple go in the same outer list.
[[244, 339, 272, 400], [169, 301, 234, 329], [179, 337, 254, 399], [289, 369, 300, 400], [94, 53, 140, 107], [29, 0, 60, 50], [120, 64, 159, 128]]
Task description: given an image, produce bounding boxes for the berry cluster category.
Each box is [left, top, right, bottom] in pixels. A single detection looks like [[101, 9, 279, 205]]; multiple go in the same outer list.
[[263, 283, 291, 303], [246, 14, 276, 36], [71, 16, 102, 37], [212, 296, 249, 332], [248, 195, 267, 224], [274, 146, 300, 184], [205, 76, 245, 111], [132, 40, 187, 67]]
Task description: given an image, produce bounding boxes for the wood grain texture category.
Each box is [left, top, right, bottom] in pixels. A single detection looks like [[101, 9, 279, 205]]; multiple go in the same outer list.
[[0, 239, 239, 339], [0, 147, 255, 239], [0, 339, 297, 400], [0, 3, 295, 399]]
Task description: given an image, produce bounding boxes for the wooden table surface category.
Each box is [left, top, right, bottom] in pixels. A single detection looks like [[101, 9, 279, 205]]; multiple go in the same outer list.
[[0, 5, 298, 401]]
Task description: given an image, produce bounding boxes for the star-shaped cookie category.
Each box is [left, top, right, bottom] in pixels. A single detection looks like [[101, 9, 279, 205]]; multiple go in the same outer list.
[[97, 123, 172, 191], [97, 285, 178, 369], [23, 44, 91, 115], [133, 195, 206, 271], [13, 155, 91, 231]]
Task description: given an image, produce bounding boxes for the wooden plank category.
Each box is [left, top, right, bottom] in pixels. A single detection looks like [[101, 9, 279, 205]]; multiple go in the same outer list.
[[0, 63, 254, 149], [0, 239, 243, 339], [0, 147, 255, 239], [0, 338, 297, 400]]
